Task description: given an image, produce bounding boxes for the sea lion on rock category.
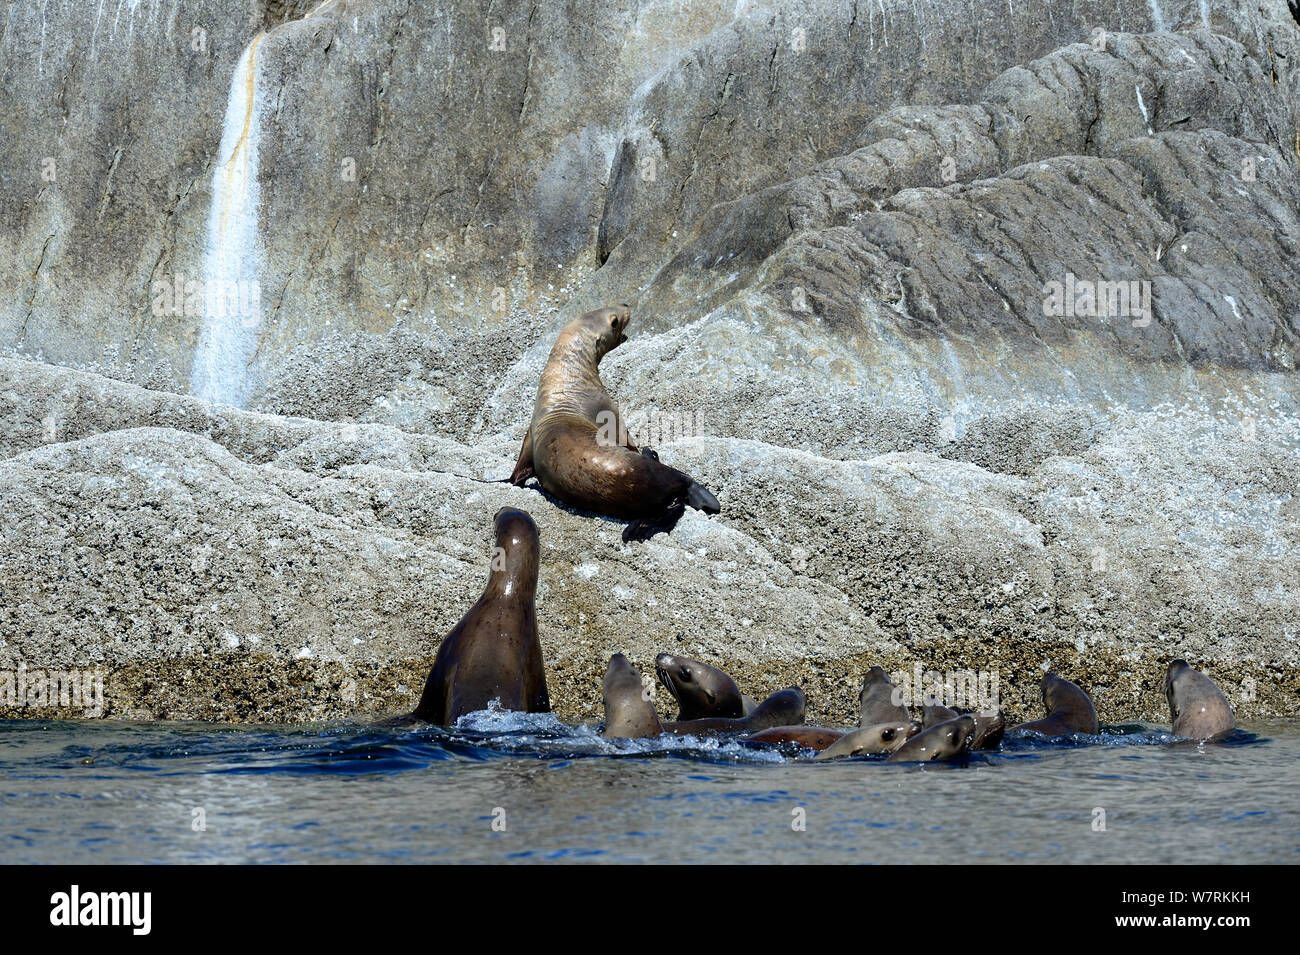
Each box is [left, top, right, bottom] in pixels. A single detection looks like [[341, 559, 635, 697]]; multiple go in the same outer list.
[[412, 507, 550, 724], [886, 715, 976, 762], [663, 688, 805, 736], [860, 666, 911, 725], [1165, 659, 1236, 741], [509, 304, 720, 541], [923, 704, 1005, 750], [1010, 672, 1099, 737], [601, 653, 663, 739], [815, 721, 921, 759], [655, 652, 756, 720]]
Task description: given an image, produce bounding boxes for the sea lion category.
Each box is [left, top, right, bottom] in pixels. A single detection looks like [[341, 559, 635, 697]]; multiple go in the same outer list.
[[655, 651, 756, 720], [1165, 659, 1236, 741], [923, 704, 1005, 750], [815, 721, 921, 759], [509, 305, 721, 541], [1010, 672, 1099, 736], [860, 666, 911, 725], [601, 653, 663, 739], [745, 726, 847, 750], [412, 507, 550, 724], [663, 687, 805, 736], [886, 715, 976, 762]]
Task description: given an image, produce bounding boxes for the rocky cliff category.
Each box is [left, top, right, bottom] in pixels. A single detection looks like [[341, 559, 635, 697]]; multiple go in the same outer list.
[[1, 0, 1297, 724]]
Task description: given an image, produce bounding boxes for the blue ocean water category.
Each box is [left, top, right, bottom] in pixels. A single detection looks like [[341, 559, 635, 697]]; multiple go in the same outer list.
[[2, 710, 1296, 864]]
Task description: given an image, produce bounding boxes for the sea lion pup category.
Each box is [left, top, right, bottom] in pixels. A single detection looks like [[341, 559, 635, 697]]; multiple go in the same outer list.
[[886, 715, 977, 762], [1165, 659, 1236, 741], [655, 651, 757, 720], [509, 304, 721, 541], [860, 666, 912, 725], [923, 704, 1005, 750], [1009, 672, 1099, 736], [601, 654, 663, 739], [411, 508, 550, 724], [815, 721, 921, 759], [663, 688, 805, 736]]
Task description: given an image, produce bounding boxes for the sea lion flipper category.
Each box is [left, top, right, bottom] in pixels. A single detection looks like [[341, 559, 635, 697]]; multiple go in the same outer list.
[[621, 500, 687, 542], [686, 482, 720, 514], [509, 429, 535, 486]]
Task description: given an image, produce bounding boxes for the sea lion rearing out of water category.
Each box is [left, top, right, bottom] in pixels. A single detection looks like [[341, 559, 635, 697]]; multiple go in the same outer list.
[[1165, 659, 1236, 741], [655, 651, 757, 720], [602, 654, 663, 738], [1009, 672, 1099, 737], [412, 507, 550, 724], [509, 304, 721, 541]]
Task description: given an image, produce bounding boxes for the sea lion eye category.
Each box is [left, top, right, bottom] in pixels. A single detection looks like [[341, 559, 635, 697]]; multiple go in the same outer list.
[[882, 728, 895, 741]]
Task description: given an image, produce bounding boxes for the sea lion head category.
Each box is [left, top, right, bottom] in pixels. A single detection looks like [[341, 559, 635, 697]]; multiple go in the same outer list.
[[602, 653, 662, 739], [655, 652, 745, 719], [815, 720, 922, 759], [489, 507, 539, 596], [859, 666, 910, 726], [1164, 659, 1236, 740], [576, 303, 633, 359], [887, 714, 976, 762]]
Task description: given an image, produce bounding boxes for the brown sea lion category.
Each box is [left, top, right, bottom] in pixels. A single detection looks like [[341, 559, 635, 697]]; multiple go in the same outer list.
[[655, 651, 756, 720], [411, 507, 550, 724], [509, 305, 720, 541], [1165, 659, 1236, 741], [860, 666, 912, 726], [663, 688, 805, 736], [886, 715, 977, 762], [746, 726, 847, 750], [601, 653, 663, 739], [1010, 672, 1099, 736], [923, 704, 1005, 750], [815, 721, 921, 759]]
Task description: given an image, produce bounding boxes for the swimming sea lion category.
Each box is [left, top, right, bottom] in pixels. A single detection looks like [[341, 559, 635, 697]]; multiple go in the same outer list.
[[1010, 672, 1099, 736], [1165, 659, 1236, 741], [601, 653, 663, 738], [745, 726, 847, 750], [860, 666, 911, 725], [815, 721, 921, 759], [509, 305, 721, 541], [655, 651, 756, 720], [412, 507, 550, 724], [886, 715, 976, 762], [923, 703, 1005, 750], [663, 687, 805, 736]]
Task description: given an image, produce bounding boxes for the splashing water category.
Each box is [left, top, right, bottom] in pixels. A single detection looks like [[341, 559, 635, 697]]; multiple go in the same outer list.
[[191, 34, 266, 408]]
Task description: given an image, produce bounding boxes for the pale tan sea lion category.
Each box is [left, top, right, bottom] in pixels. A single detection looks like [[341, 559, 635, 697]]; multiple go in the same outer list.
[[601, 653, 663, 739], [509, 305, 720, 541], [886, 715, 977, 762], [815, 721, 921, 759]]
